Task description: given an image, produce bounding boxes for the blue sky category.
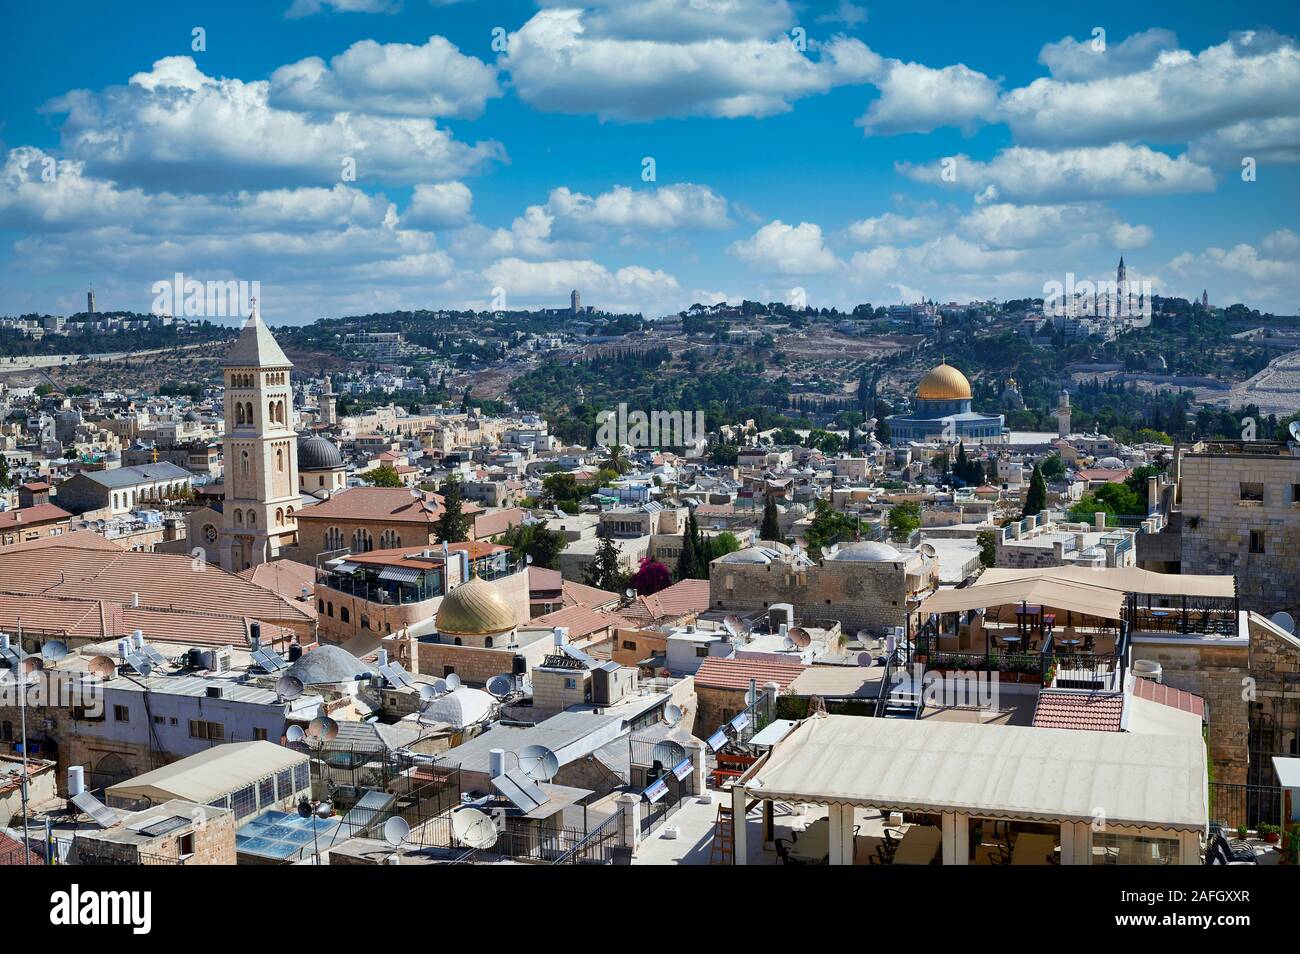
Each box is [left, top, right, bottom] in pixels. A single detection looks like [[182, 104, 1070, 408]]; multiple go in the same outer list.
[[2, 0, 1299, 324]]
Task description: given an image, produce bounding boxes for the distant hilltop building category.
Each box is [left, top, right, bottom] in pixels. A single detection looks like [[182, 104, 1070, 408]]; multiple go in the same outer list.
[[87, 285, 96, 315], [1202, 289, 1210, 310], [570, 289, 581, 314], [886, 361, 1007, 445]]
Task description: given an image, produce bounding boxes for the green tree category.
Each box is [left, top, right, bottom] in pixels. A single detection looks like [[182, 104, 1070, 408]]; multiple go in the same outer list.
[[497, 522, 567, 569], [1039, 454, 1066, 480], [585, 533, 627, 592], [1022, 463, 1047, 518], [887, 501, 921, 543], [676, 510, 702, 581], [701, 530, 742, 565], [433, 474, 471, 543], [804, 500, 860, 559], [976, 529, 997, 568], [361, 464, 403, 487], [759, 495, 783, 543], [542, 472, 580, 503], [0, 455, 10, 490]]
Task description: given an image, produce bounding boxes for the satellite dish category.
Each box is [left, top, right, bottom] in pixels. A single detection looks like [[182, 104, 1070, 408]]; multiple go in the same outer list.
[[275, 674, 304, 701], [723, 615, 742, 639], [87, 655, 116, 679], [444, 673, 461, 691], [286, 725, 306, 743], [319, 716, 339, 741], [661, 703, 683, 727], [41, 640, 69, 663], [486, 674, 513, 699], [788, 627, 812, 649], [134, 659, 154, 677], [1290, 420, 1300, 442], [451, 807, 498, 849], [433, 678, 448, 694], [1272, 611, 1296, 635], [383, 816, 411, 847], [919, 543, 937, 558], [625, 588, 636, 599], [518, 744, 559, 782], [782, 635, 797, 651], [652, 740, 687, 766], [525, 554, 533, 565], [857, 651, 874, 667], [418, 683, 439, 703]]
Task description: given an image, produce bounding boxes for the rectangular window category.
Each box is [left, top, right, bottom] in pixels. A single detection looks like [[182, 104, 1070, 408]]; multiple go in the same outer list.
[[695, 646, 709, 657], [231, 785, 256, 818], [258, 776, 275, 807], [1250, 530, 1266, 554], [622, 640, 636, 650], [113, 705, 130, 722], [277, 769, 293, 800], [293, 762, 310, 792], [1292, 484, 1300, 504], [1239, 482, 1264, 502], [564, 678, 577, 689], [189, 719, 225, 740]]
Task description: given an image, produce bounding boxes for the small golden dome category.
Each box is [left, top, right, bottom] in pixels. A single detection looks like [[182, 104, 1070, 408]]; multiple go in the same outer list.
[[435, 576, 517, 636], [916, 362, 972, 401]]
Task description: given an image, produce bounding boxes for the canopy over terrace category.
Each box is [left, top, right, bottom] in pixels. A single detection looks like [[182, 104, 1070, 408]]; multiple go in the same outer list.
[[917, 578, 1125, 622], [732, 714, 1207, 865]]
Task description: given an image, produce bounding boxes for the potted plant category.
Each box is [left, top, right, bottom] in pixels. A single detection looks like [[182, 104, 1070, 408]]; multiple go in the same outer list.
[[1258, 823, 1281, 844], [1237, 825, 1249, 841]]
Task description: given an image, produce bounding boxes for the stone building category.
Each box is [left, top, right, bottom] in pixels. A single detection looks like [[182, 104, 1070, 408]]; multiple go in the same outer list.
[[1175, 439, 1300, 619], [708, 540, 938, 636], [219, 300, 300, 572], [886, 362, 1007, 445]]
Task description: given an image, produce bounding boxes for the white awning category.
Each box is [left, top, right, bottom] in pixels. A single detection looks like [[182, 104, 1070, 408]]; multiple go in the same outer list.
[[745, 714, 1207, 831], [378, 566, 423, 584]]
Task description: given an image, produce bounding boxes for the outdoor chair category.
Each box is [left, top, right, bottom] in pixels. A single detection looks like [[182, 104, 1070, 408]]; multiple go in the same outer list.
[[775, 837, 808, 865], [1206, 833, 1257, 865]]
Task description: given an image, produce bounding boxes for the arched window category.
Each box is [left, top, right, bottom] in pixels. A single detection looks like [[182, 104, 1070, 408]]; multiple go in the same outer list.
[[248, 509, 257, 526], [234, 510, 243, 526], [453, 637, 462, 646], [276, 448, 284, 473], [236, 403, 245, 426], [275, 508, 284, 526], [245, 402, 254, 425], [240, 452, 250, 478], [340, 606, 350, 623], [485, 637, 494, 648]]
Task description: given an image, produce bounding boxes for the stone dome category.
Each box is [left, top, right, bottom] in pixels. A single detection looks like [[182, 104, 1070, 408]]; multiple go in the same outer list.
[[183, 410, 199, 422], [298, 433, 343, 471], [832, 541, 903, 562], [916, 362, 972, 401], [436, 576, 517, 637], [719, 545, 783, 564], [285, 644, 365, 686], [418, 687, 494, 728], [1097, 456, 1125, 470]]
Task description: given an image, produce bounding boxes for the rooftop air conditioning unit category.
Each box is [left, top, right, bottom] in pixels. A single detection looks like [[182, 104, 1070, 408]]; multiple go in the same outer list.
[[212, 646, 234, 673]]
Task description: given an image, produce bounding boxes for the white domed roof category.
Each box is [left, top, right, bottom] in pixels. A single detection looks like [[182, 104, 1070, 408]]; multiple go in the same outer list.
[[1097, 456, 1125, 470], [419, 687, 494, 728], [719, 546, 775, 564], [832, 541, 902, 562]]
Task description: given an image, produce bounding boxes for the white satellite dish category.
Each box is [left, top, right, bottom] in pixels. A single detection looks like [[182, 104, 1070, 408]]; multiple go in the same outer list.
[[444, 672, 461, 691], [451, 807, 498, 849], [652, 740, 687, 767], [518, 744, 559, 782], [41, 640, 69, 663], [857, 651, 874, 667], [1272, 611, 1296, 635], [286, 725, 306, 743], [418, 683, 439, 703], [661, 703, 683, 727], [788, 627, 812, 649], [486, 674, 514, 699], [275, 674, 304, 701], [723, 615, 743, 639], [308, 716, 339, 742], [782, 635, 797, 650], [383, 815, 410, 847], [1290, 420, 1300, 443]]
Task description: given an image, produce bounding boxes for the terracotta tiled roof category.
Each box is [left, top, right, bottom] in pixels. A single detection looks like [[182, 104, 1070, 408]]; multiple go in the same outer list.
[[620, 579, 710, 624], [2, 529, 123, 551], [0, 502, 72, 529], [1131, 677, 1205, 718], [1032, 690, 1124, 731], [472, 507, 527, 538], [0, 542, 313, 629], [560, 580, 621, 609], [1074, 468, 1131, 483], [293, 487, 482, 525], [694, 656, 807, 692], [0, 832, 43, 866], [527, 604, 629, 641], [528, 566, 564, 596]]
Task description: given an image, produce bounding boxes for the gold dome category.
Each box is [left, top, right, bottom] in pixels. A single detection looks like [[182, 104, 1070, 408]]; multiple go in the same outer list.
[[916, 362, 972, 401], [435, 575, 517, 637]]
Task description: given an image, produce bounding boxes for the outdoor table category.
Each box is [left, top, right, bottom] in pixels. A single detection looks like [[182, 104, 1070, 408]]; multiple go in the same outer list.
[[1059, 639, 1080, 649], [791, 818, 830, 862], [1150, 610, 1171, 632], [1001, 636, 1021, 650], [892, 825, 943, 865]]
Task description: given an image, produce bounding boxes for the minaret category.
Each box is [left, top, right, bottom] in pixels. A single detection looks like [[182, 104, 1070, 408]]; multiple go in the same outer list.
[[1201, 289, 1209, 310], [320, 374, 337, 428], [1056, 389, 1071, 439], [1117, 256, 1126, 287], [219, 298, 300, 572], [87, 285, 96, 315]]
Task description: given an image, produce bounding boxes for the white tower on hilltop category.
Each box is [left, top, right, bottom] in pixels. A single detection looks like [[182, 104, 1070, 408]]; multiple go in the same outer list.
[[320, 374, 337, 428], [1056, 389, 1071, 439], [219, 298, 300, 572]]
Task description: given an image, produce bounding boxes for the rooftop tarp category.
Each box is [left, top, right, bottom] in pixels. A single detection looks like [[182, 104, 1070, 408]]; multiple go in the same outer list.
[[917, 578, 1124, 621], [745, 714, 1207, 831], [107, 741, 307, 806], [977, 566, 1236, 599]]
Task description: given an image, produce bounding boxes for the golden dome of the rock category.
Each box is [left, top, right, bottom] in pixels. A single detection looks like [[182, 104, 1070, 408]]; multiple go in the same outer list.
[[435, 575, 517, 636], [916, 362, 972, 401]]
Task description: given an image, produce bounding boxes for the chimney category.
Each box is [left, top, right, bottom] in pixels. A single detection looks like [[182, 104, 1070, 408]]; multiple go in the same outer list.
[[489, 748, 507, 779], [1094, 511, 1106, 531], [1147, 474, 1159, 511], [130, 592, 140, 608], [13, 512, 20, 523]]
